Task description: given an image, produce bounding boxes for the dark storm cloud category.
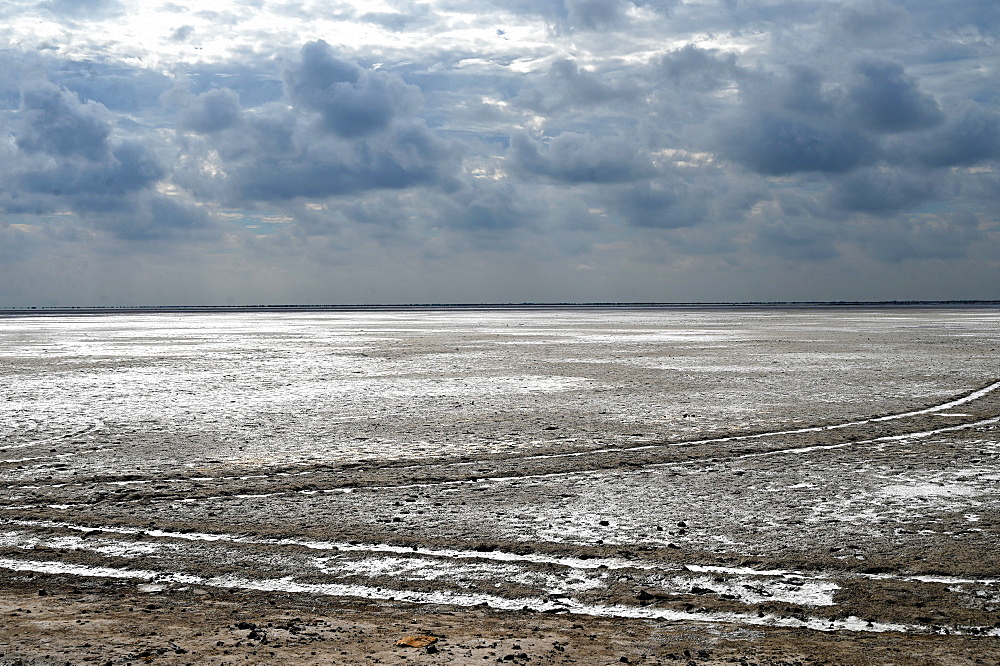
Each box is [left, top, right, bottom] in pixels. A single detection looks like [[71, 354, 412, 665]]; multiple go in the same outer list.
[[654, 45, 740, 92], [1, 74, 216, 243], [285, 40, 421, 138], [829, 168, 940, 216], [11, 79, 163, 209], [224, 121, 455, 201], [715, 111, 879, 175], [179, 88, 242, 134], [507, 131, 653, 183], [611, 181, 711, 229], [89, 194, 214, 241], [707, 53, 955, 178], [708, 62, 881, 175], [735, 65, 832, 118], [891, 104, 1000, 168], [19, 139, 163, 203], [846, 59, 942, 133], [168, 41, 462, 204], [445, 180, 532, 231], [15, 79, 112, 160]]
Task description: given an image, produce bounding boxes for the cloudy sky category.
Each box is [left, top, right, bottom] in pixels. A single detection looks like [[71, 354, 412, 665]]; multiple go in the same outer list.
[[1, 0, 998, 305]]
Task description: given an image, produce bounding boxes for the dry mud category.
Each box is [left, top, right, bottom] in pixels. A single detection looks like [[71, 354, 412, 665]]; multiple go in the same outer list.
[[1, 307, 999, 665]]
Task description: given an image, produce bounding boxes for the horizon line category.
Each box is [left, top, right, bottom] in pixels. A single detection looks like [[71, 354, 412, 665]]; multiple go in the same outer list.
[[2, 300, 1000, 313]]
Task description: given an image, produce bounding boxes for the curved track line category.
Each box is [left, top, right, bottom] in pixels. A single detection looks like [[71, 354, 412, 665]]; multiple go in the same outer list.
[[5, 517, 998, 587], [305, 413, 1000, 494], [0, 557, 996, 637], [5, 380, 998, 497], [523, 380, 1000, 462], [2, 413, 996, 510]]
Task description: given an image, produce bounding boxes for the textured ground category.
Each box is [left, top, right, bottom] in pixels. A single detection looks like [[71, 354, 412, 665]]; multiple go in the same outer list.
[[1, 307, 999, 664]]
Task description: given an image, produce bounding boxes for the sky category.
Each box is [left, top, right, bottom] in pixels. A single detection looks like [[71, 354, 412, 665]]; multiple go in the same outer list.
[[1, 0, 998, 306]]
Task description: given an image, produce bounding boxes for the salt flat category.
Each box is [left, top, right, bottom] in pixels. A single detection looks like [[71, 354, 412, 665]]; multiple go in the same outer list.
[[0, 307, 998, 664]]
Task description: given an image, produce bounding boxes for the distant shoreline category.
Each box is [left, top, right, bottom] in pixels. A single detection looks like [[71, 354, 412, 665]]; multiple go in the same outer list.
[[2, 300, 999, 316]]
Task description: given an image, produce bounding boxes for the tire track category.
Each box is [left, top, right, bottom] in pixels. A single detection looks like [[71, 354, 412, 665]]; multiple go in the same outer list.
[[1, 380, 997, 637], [4, 380, 999, 506], [0, 553, 996, 637]]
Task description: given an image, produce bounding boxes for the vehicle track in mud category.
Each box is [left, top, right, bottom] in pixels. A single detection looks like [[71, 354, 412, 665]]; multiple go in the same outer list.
[[2, 379, 999, 642], [4, 379, 999, 507]]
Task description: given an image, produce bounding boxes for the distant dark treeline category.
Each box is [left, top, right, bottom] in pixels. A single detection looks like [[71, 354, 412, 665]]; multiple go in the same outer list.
[[2, 301, 999, 315]]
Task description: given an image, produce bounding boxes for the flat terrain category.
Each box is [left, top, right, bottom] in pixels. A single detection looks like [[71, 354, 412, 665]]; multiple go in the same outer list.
[[1, 307, 998, 664]]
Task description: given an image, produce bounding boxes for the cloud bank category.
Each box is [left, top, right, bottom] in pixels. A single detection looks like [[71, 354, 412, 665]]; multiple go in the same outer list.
[[0, 0, 998, 305]]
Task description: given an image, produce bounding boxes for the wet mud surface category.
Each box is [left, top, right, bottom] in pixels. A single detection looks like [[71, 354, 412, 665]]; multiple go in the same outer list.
[[1, 307, 999, 664]]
